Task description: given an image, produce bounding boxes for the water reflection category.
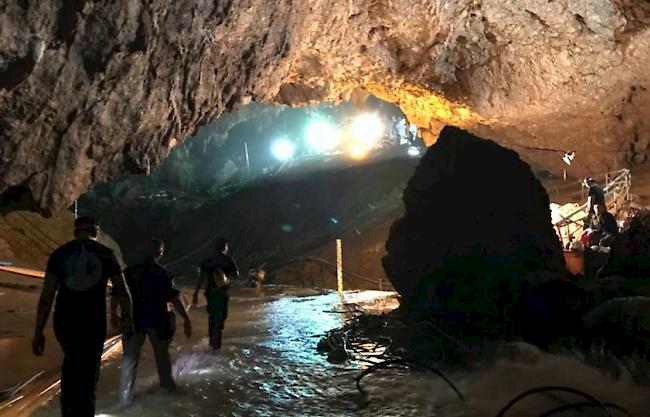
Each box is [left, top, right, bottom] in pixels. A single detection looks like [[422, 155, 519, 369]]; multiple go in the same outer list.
[[30, 289, 444, 417], [28, 287, 645, 417]]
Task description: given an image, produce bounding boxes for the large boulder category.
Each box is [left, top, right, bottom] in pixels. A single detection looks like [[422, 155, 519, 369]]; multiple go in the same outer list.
[[383, 126, 566, 339]]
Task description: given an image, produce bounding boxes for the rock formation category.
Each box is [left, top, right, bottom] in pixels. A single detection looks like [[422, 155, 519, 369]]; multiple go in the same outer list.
[[382, 126, 567, 340], [1, 1, 650, 212], [600, 209, 650, 279]]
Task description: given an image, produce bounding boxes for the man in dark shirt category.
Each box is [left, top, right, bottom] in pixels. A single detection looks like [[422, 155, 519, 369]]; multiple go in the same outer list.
[[193, 238, 239, 351], [118, 239, 192, 408], [584, 177, 605, 216], [32, 217, 132, 417]]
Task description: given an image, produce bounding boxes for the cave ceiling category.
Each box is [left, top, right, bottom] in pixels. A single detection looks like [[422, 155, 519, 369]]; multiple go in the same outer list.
[[1, 0, 649, 212]]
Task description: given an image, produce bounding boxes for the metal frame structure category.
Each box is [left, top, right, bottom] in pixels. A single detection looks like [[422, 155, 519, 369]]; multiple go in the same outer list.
[[554, 169, 632, 245]]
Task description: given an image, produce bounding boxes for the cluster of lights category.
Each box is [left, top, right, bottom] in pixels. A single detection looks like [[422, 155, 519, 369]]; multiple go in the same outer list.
[[269, 112, 420, 162]]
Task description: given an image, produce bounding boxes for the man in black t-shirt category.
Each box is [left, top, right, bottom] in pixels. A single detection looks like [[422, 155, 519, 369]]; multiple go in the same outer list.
[[584, 177, 605, 216], [118, 239, 192, 408], [193, 238, 239, 351], [32, 217, 132, 417]]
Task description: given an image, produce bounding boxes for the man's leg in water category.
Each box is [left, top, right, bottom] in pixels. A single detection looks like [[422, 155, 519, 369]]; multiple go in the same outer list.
[[118, 330, 146, 407], [215, 319, 225, 350], [56, 326, 104, 417], [147, 328, 176, 392], [207, 308, 215, 349], [209, 316, 225, 350]]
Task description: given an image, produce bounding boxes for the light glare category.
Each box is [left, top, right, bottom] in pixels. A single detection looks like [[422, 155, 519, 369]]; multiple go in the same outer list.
[[271, 138, 296, 162], [348, 145, 370, 160], [351, 113, 383, 146], [306, 119, 339, 152]]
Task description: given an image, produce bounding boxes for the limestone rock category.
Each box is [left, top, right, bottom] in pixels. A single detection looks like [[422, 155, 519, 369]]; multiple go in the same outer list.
[[382, 126, 566, 338], [1, 1, 650, 212]]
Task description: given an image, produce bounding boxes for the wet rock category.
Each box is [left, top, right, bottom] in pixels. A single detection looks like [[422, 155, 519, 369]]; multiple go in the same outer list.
[[383, 126, 566, 341], [326, 348, 350, 364], [583, 296, 650, 357], [316, 338, 331, 353]]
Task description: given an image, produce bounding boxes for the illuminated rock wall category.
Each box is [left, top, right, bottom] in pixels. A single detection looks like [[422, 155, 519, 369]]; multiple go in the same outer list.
[[1, 0, 649, 211]]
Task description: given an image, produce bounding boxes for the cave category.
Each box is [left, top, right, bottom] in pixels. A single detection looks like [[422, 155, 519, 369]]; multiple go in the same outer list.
[[2, 1, 650, 212], [2, 1, 650, 416]]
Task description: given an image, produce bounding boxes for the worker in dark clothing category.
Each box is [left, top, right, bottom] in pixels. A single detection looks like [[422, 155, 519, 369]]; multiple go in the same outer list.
[[193, 238, 239, 351], [118, 239, 192, 408], [32, 217, 132, 417], [589, 203, 619, 247], [247, 267, 266, 289], [584, 177, 605, 217]]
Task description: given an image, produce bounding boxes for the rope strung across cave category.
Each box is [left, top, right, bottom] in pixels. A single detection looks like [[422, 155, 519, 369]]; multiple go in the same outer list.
[[162, 222, 236, 268], [267, 256, 386, 286], [497, 142, 626, 153]]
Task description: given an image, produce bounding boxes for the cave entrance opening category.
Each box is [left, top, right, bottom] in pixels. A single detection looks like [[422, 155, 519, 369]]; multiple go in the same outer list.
[[77, 96, 424, 289]]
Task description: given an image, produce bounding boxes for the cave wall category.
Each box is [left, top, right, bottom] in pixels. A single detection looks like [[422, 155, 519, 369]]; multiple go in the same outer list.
[[1, 0, 650, 212]]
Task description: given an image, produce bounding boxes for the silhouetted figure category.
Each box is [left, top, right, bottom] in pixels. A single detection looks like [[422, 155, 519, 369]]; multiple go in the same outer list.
[[32, 217, 132, 417], [118, 239, 192, 408], [583, 177, 605, 218], [193, 238, 238, 351], [589, 203, 618, 248]]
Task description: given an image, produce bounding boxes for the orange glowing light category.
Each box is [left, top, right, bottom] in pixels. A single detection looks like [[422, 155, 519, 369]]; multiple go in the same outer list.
[[348, 145, 370, 160]]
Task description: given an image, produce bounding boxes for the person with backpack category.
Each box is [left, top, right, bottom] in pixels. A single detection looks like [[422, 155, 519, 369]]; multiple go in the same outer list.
[[193, 238, 238, 351]]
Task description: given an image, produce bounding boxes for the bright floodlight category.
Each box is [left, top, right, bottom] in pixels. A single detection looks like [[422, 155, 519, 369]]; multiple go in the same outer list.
[[271, 138, 296, 162], [351, 113, 383, 146], [306, 119, 339, 152], [407, 146, 421, 157]]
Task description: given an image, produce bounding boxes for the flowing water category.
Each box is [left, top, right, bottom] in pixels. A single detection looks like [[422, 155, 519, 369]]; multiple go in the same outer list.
[[9, 287, 650, 417]]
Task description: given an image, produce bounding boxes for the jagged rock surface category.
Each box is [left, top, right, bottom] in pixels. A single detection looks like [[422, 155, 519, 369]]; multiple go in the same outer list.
[[1, 0, 650, 212], [382, 126, 566, 339], [600, 209, 650, 278]]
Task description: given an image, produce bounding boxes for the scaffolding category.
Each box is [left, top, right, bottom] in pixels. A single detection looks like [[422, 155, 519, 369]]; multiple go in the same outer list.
[[553, 169, 632, 247]]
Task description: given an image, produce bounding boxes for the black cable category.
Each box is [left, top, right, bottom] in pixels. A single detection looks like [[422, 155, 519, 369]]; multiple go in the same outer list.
[[355, 359, 407, 394], [496, 386, 612, 417], [355, 359, 464, 401], [538, 401, 629, 417]]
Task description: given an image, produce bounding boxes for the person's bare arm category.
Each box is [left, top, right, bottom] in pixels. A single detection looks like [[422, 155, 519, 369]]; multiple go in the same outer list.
[[587, 195, 595, 214], [33, 273, 58, 356], [193, 268, 205, 306], [110, 272, 133, 331], [171, 296, 192, 337]]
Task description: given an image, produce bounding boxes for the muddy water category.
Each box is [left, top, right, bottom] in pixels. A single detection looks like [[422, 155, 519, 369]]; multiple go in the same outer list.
[[16, 287, 650, 417]]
